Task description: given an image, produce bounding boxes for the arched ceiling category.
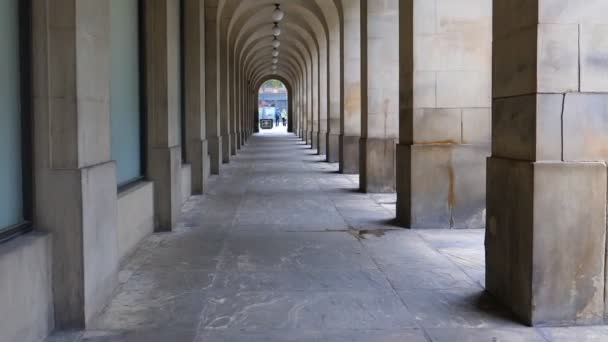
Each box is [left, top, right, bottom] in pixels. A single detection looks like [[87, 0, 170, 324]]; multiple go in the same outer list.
[[209, 0, 341, 91]]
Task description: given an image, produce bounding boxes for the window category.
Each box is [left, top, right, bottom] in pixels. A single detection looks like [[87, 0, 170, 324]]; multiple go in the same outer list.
[[110, 0, 145, 189], [0, 0, 32, 242]]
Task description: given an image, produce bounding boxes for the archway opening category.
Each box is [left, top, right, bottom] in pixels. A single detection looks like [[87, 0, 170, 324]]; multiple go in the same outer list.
[[257, 79, 288, 134]]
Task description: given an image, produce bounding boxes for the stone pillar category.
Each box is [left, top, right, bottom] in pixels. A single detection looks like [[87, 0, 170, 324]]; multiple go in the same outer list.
[[396, 0, 491, 229], [326, 27, 342, 163], [486, 0, 608, 326], [145, 0, 182, 232], [317, 50, 328, 156], [340, 0, 361, 174], [205, 3, 222, 173], [183, 0, 209, 194], [217, 20, 232, 161], [306, 68, 313, 146], [33, 0, 118, 327], [311, 56, 320, 151], [359, 0, 398, 193]]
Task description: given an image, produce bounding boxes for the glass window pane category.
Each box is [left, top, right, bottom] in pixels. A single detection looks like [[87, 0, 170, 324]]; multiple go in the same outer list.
[[111, 0, 142, 186], [0, 0, 24, 230]]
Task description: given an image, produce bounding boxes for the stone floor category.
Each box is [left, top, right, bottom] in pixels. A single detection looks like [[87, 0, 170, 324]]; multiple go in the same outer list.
[[47, 132, 608, 341]]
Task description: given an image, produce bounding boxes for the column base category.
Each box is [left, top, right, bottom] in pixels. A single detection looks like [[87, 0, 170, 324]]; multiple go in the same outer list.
[[186, 139, 210, 194], [359, 137, 397, 193], [317, 132, 327, 156], [486, 157, 606, 326], [395, 143, 489, 229], [222, 134, 231, 163], [327, 132, 340, 163], [230, 133, 237, 156], [208, 136, 222, 175], [312, 131, 319, 151], [339, 135, 360, 174], [148, 145, 182, 232]]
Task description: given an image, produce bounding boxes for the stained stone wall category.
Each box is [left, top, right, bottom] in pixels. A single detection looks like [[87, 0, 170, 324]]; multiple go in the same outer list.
[[487, 0, 608, 326], [397, 0, 492, 229]]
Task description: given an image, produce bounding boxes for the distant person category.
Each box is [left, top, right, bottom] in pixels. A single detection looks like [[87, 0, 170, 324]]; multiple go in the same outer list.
[[275, 112, 281, 127], [281, 110, 287, 126]]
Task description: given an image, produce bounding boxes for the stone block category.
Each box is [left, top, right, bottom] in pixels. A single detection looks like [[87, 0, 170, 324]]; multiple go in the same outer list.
[[412, 108, 461, 144], [533, 162, 606, 325], [462, 108, 491, 144], [360, 138, 397, 193], [181, 163, 192, 204], [396, 144, 488, 229], [317, 132, 327, 157], [222, 134, 231, 163], [486, 158, 607, 325], [493, 26, 537, 98], [117, 181, 154, 262], [437, 71, 491, 108], [413, 0, 436, 35], [339, 135, 360, 174], [327, 133, 340, 163], [563, 93, 608, 162], [148, 145, 182, 231], [539, 0, 608, 24], [493, 0, 538, 40], [0, 233, 53, 342], [81, 161, 119, 324], [186, 139, 209, 194], [580, 24, 608, 92], [208, 135, 222, 175], [537, 23, 579, 93], [492, 94, 562, 161], [413, 71, 436, 108]]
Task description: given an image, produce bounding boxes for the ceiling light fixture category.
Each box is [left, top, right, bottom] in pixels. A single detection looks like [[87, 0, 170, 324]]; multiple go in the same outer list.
[[272, 4, 284, 22], [272, 36, 281, 48], [272, 22, 281, 36]]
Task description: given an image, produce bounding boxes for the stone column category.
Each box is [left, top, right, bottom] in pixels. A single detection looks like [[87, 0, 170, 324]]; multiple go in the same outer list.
[[311, 55, 320, 151], [359, 0, 399, 192], [145, 0, 182, 231], [205, 3, 222, 173], [33, 0, 118, 327], [486, 0, 608, 326], [183, 0, 209, 194], [218, 21, 232, 163], [396, 0, 491, 229], [326, 28, 342, 163], [318, 49, 328, 155], [340, 0, 361, 174]]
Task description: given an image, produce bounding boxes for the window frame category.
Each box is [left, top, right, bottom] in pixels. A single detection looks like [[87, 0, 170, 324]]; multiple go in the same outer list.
[[117, 0, 148, 193], [0, 0, 34, 243]]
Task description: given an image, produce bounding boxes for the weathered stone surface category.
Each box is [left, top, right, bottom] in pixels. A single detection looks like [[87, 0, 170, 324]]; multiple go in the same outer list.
[[148, 146, 182, 231], [326, 133, 340, 163], [359, 137, 397, 193], [486, 158, 607, 326], [339, 135, 360, 174], [0, 234, 53, 342], [563, 93, 608, 161], [580, 24, 608, 92], [117, 181, 154, 263], [397, 144, 488, 229], [492, 94, 562, 162]]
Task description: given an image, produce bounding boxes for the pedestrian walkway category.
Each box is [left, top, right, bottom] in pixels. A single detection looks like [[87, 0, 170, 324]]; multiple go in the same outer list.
[[47, 133, 608, 341]]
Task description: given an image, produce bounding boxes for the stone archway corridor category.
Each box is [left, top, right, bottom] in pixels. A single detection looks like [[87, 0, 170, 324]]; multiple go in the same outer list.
[[46, 133, 607, 341]]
